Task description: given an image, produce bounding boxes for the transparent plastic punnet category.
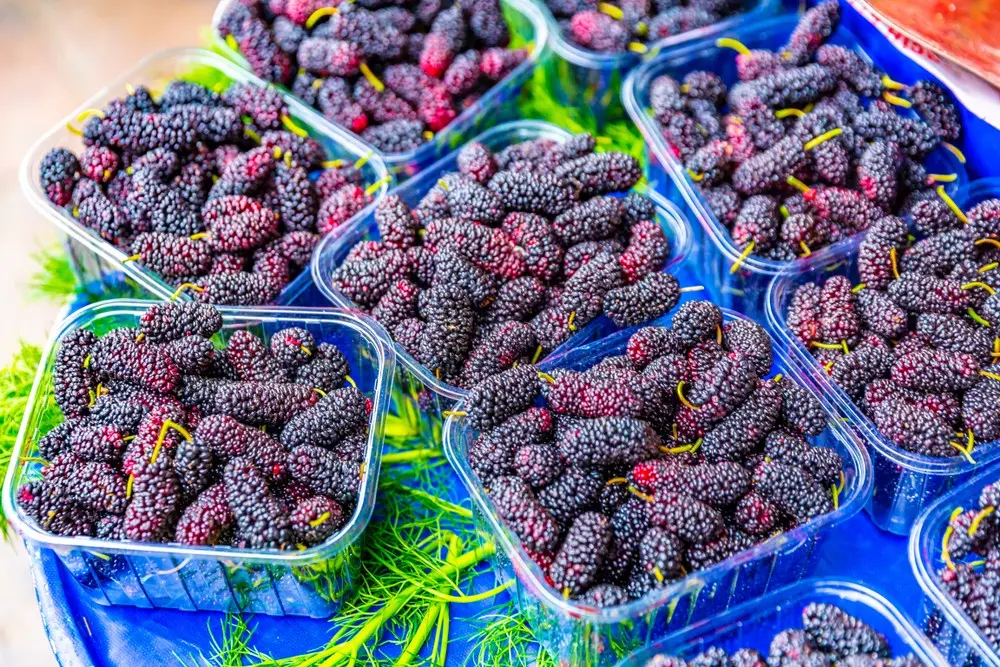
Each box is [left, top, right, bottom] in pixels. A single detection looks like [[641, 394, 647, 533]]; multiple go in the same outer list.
[[212, 0, 548, 180], [910, 467, 1000, 667], [312, 119, 695, 426], [536, 0, 780, 130], [442, 307, 871, 666], [764, 236, 1000, 536], [19, 48, 392, 308], [622, 14, 969, 321], [1, 300, 395, 617], [617, 578, 945, 666]]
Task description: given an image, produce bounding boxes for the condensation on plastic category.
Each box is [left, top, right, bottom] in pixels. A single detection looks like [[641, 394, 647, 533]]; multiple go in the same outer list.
[[910, 466, 1000, 667], [534, 0, 781, 130], [764, 235, 1000, 536], [1, 300, 396, 617], [211, 0, 549, 180], [19, 48, 392, 309], [622, 14, 969, 321], [442, 307, 872, 666], [311, 119, 696, 425], [617, 578, 946, 666]]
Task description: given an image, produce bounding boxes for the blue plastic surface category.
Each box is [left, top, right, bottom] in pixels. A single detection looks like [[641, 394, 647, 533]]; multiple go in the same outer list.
[[623, 12, 972, 321]]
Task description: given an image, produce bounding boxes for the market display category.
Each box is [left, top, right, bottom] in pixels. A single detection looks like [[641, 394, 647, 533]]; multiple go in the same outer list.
[[39, 79, 376, 305], [463, 301, 845, 606], [16, 302, 369, 550], [646, 0, 964, 261], [331, 134, 679, 388], [216, 0, 529, 152]]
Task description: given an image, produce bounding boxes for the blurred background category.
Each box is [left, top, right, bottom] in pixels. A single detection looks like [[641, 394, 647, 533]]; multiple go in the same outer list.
[[0, 2, 215, 663]]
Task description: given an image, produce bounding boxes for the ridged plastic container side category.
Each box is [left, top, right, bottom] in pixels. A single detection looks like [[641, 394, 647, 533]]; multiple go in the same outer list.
[[910, 467, 1000, 667], [533, 0, 781, 131], [622, 14, 969, 322], [19, 48, 392, 309], [955, 178, 1000, 211], [1, 300, 395, 618], [764, 235, 1000, 535], [311, 119, 697, 428], [212, 0, 549, 180], [617, 578, 945, 666], [442, 307, 872, 666]]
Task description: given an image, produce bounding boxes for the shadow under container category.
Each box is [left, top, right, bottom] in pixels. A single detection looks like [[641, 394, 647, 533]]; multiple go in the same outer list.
[[622, 14, 968, 322], [765, 236, 1000, 536], [1, 300, 395, 618], [533, 0, 780, 132], [442, 306, 872, 666], [312, 119, 695, 439], [616, 578, 945, 666], [212, 0, 548, 181], [911, 466, 1000, 667], [19, 48, 392, 309]]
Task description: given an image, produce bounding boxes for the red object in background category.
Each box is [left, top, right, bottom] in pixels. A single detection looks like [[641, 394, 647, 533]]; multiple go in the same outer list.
[[857, 0, 1000, 88]]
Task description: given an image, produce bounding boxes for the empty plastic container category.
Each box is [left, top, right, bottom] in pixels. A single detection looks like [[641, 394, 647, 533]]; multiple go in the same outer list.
[[312, 119, 696, 432], [911, 466, 1000, 667], [617, 578, 945, 666], [535, 0, 781, 131], [623, 14, 969, 321], [765, 236, 1000, 535], [212, 0, 549, 180], [2, 300, 395, 617], [443, 306, 872, 666], [20, 48, 392, 308]]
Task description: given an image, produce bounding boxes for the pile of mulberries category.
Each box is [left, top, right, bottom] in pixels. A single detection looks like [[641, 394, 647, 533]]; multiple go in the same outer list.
[[217, 0, 529, 153], [938, 480, 1000, 651], [464, 300, 845, 607], [17, 302, 370, 551], [547, 0, 743, 54], [646, 0, 963, 261], [332, 134, 679, 389], [642, 602, 922, 666], [38, 79, 376, 305], [786, 197, 1000, 458]]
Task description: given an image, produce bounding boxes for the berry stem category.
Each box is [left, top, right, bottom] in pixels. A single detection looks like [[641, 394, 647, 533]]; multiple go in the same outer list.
[[122, 254, 142, 264], [531, 345, 543, 364], [882, 92, 912, 108], [962, 281, 996, 295], [169, 283, 205, 301], [969, 308, 991, 327], [775, 108, 806, 119], [627, 42, 648, 54], [686, 168, 704, 182], [344, 375, 357, 389], [224, 34, 239, 52], [928, 173, 958, 183], [675, 381, 699, 410], [244, 127, 261, 144], [536, 372, 556, 384], [441, 410, 467, 418], [936, 186, 969, 223], [729, 241, 755, 274], [598, 2, 624, 19], [567, 311, 577, 332], [280, 114, 308, 138], [359, 63, 385, 93], [882, 74, 906, 90], [365, 175, 392, 197], [785, 175, 813, 194], [889, 247, 900, 279], [321, 159, 345, 169], [941, 142, 967, 164], [803, 128, 843, 151], [799, 241, 811, 257], [969, 506, 994, 536], [715, 37, 751, 56], [305, 6, 338, 29]]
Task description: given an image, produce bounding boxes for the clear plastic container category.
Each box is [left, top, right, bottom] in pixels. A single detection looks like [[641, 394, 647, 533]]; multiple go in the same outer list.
[[311, 119, 696, 427], [910, 466, 1000, 667], [617, 578, 945, 666], [1, 299, 395, 617], [442, 307, 872, 667], [954, 178, 1000, 211], [622, 14, 970, 322], [764, 237, 1000, 536], [19, 48, 392, 309], [536, 0, 781, 131], [211, 0, 549, 180]]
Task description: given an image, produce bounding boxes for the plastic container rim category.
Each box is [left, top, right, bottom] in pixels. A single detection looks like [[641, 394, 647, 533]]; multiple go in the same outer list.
[[615, 577, 948, 666], [311, 118, 696, 403], [762, 234, 999, 477], [621, 13, 965, 278], [18, 46, 393, 303], [909, 466, 1000, 667], [210, 0, 550, 167], [442, 307, 873, 624], [0, 299, 396, 567]]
